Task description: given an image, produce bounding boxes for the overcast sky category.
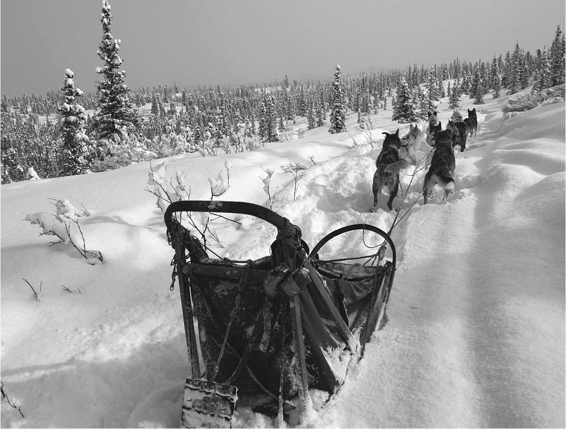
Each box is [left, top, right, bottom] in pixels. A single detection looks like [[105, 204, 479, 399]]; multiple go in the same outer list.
[[1, 0, 564, 97]]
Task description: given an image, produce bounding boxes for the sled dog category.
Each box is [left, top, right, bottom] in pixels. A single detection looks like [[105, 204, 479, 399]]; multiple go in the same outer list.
[[373, 127, 419, 211], [373, 130, 403, 211], [427, 121, 442, 146], [423, 129, 456, 204], [447, 120, 467, 152], [464, 108, 478, 137]]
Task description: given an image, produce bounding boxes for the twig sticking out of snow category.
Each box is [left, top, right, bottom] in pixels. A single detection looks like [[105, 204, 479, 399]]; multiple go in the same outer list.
[[281, 162, 309, 201], [24, 199, 103, 265], [146, 161, 235, 256], [0, 382, 25, 418], [22, 278, 42, 301], [63, 219, 104, 265], [208, 160, 231, 198], [61, 285, 82, 294], [260, 169, 275, 208]]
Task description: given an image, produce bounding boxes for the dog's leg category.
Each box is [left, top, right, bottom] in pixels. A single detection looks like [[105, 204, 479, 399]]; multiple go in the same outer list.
[[387, 176, 399, 211], [372, 171, 380, 211], [443, 180, 455, 201], [423, 172, 432, 204]]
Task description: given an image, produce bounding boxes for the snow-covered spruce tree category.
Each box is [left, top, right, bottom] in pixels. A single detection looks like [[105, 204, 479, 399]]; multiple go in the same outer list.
[[298, 87, 307, 117], [258, 100, 266, 140], [316, 101, 324, 127], [94, 0, 137, 140], [425, 72, 440, 102], [263, 95, 279, 142], [509, 43, 523, 94], [471, 70, 484, 104], [150, 94, 158, 115], [537, 49, 553, 91], [489, 57, 499, 90], [307, 101, 316, 129], [329, 65, 347, 133], [550, 25, 565, 86], [392, 78, 416, 123], [493, 72, 501, 98], [448, 83, 461, 109], [58, 69, 90, 175]]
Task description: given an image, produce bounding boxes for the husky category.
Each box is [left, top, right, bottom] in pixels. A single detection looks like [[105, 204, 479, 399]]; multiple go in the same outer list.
[[423, 129, 456, 204], [427, 121, 442, 146], [400, 123, 424, 160], [447, 119, 467, 152], [372, 129, 414, 210], [464, 108, 478, 137]]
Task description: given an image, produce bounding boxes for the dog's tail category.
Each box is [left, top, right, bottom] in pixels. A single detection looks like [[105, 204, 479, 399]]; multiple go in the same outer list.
[[438, 170, 455, 186]]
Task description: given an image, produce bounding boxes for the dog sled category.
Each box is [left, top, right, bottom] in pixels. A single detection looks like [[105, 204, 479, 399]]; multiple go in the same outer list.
[[164, 200, 397, 427]]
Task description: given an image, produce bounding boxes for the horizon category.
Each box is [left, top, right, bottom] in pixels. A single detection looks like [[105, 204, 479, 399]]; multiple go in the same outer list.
[[1, 0, 564, 98]]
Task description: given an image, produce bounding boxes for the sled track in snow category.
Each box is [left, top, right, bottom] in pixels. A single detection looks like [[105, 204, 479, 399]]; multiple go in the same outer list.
[[312, 107, 564, 427]]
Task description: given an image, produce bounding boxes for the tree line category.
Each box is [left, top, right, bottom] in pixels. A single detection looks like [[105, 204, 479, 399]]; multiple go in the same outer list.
[[1, 0, 564, 183]]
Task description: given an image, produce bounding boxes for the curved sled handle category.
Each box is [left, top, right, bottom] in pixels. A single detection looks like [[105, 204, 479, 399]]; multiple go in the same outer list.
[[164, 200, 295, 233], [309, 224, 396, 267]]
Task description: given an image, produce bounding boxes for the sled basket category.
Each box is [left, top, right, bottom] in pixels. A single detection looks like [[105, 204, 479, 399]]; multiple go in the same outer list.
[[165, 200, 396, 427]]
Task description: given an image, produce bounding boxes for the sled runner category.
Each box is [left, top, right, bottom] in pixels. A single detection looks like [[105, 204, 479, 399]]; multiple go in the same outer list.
[[164, 201, 396, 428]]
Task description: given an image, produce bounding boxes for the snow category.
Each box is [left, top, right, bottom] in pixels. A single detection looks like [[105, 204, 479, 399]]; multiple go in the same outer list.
[[1, 89, 564, 427]]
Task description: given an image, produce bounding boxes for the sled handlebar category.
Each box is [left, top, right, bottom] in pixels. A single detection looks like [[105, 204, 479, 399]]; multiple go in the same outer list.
[[164, 200, 295, 233], [310, 224, 396, 267]]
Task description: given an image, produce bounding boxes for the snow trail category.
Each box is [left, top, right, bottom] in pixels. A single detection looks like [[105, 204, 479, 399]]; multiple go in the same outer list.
[[315, 100, 564, 427]]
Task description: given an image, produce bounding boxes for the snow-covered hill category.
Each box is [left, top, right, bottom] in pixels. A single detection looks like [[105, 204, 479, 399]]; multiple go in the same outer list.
[[1, 91, 564, 427]]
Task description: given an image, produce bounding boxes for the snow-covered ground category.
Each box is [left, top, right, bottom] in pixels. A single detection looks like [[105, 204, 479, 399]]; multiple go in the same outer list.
[[1, 90, 564, 427]]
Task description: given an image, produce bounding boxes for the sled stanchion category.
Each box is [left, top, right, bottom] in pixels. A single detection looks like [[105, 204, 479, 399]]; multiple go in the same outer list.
[[284, 276, 310, 424]]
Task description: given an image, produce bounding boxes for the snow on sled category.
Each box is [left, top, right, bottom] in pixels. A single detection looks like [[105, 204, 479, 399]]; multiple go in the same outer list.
[[164, 200, 396, 427]]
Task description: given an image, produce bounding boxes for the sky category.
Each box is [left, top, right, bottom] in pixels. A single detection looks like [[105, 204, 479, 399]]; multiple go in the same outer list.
[[1, 0, 564, 97]]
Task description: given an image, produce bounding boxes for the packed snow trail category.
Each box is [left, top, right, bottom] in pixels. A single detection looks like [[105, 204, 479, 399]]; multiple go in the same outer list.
[[1, 92, 564, 427], [314, 101, 565, 428]]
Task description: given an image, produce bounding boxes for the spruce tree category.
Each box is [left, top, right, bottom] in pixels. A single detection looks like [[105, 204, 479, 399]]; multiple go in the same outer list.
[[58, 69, 90, 175], [550, 25, 565, 86], [329, 65, 347, 133], [95, 0, 137, 139], [151, 94, 158, 115], [449, 83, 461, 109], [307, 101, 316, 129], [471, 70, 484, 104], [489, 57, 499, 90], [263, 95, 279, 142], [493, 72, 501, 98], [538, 49, 553, 90], [316, 101, 324, 127], [509, 43, 523, 94], [258, 101, 266, 140], [392, 78, 416, 123], [298, 87, 307, 116]]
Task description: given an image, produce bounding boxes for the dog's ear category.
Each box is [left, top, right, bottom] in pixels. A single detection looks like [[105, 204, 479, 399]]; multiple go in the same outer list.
[[382, 131, 390, 136]]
